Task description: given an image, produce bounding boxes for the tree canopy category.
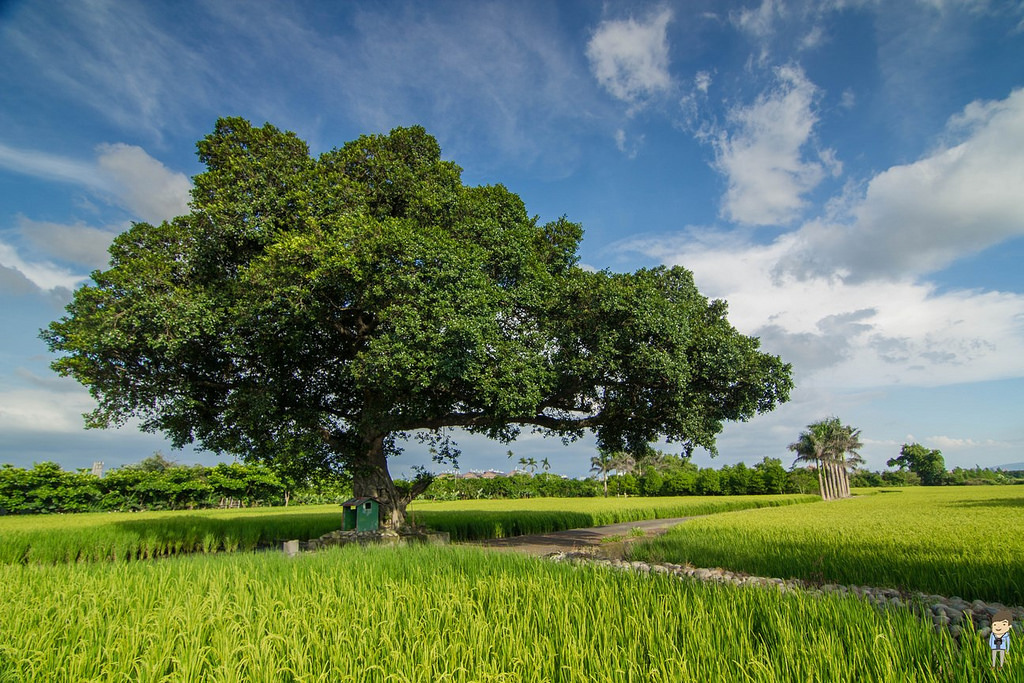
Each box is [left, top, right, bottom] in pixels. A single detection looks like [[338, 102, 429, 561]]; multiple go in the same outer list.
[[888, 443, 947, 486], [44, 118, 793, 526]]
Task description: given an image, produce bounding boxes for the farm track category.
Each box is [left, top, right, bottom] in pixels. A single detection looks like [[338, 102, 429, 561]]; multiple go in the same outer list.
[[471, 515, 697, 558], [469, 515, 1024, 644]]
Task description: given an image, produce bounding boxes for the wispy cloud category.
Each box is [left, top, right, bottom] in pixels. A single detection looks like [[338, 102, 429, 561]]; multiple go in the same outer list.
[[0, 143, 108, 191], [1, 0, 213, 137], [0, 142, 190, 292], [586, 8, 674, 111]]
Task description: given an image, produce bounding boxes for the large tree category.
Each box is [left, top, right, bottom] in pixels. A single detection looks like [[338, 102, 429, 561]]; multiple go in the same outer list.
[[888, 443, 947, 486], [43, 118, 793, 527]]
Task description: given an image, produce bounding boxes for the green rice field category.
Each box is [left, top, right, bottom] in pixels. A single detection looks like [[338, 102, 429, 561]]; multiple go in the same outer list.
[[0, 544, 994, 682], [0, 494, 816, 565], [628, 485, 1024, 605], [1, 487, 1020, 680]]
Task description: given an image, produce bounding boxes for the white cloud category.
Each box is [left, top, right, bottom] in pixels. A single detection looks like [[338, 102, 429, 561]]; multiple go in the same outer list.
[[0, 142, 190, 225], [614, 129, 644, 159], [614, 89, 1024, 390], [586, 8, 674, 109], [694, 70, 712, 94], [732, 0, 783, 40], [0, 388, 94, 434], [0, 242, 85, 292], [786, 88, 1024, 280], [96, 144, 191, 223], [711, 64, 836, 226], [926, 436, 1004, 450], [16, 217, 119, 270], [0, 143, 189, 293]]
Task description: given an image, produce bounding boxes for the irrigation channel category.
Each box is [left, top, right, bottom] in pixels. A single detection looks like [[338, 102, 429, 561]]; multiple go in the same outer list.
[[470, 516, 1023, 647]]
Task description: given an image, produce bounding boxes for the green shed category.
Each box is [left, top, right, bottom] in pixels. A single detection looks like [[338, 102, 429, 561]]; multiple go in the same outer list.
[[341, 497, 381, 532]]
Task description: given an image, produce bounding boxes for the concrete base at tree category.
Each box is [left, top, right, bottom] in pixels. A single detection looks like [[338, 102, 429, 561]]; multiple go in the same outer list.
[[299, 526, 450, 552]]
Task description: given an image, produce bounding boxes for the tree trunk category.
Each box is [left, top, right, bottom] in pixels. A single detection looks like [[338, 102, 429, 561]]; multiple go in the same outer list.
[[815, 461, 827, 501], [350, 433, 432, 529]]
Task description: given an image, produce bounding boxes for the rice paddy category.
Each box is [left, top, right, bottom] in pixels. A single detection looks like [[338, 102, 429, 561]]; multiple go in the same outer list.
[[0, 493, 816, 565], [0, 544, 993, 682], [0, 487, 1020, 680], [628, 485, 1024, 605]]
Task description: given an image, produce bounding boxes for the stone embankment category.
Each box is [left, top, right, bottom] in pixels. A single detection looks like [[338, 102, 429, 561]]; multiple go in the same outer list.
[[546, 551, 1021, 644]]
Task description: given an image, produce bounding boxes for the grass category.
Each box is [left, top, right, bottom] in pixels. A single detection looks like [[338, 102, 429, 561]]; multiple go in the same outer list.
[[0, 494, 817, 565], [0, 543, 997, 682], [627, 485, 1024, 605]]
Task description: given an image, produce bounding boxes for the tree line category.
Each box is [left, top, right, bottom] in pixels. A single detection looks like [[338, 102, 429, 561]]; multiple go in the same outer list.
[[0, 455, 348, 515], [2, 453, 816, 514]]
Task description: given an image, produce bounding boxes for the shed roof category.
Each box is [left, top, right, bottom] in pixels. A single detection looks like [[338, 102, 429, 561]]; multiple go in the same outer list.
[[341, 497, 380, 507]]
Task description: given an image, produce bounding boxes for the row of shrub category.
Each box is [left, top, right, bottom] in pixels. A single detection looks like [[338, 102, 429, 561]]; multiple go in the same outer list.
[[0, 456, 351, 514], [3, 454, 819, 514], [850, 466, 1024, 488], [13, 451, 1011, 515], [420, 457, 820, 500]]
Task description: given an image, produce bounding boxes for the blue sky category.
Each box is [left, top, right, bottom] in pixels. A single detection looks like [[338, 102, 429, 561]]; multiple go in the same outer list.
[[2, 0, 1024, 477]]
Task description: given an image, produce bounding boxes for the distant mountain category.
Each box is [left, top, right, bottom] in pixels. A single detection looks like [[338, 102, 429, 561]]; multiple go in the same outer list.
[[989, 463, 1024, 471]]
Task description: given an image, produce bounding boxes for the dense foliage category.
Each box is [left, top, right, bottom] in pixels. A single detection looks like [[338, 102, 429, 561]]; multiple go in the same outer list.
[[43, 118, 793, 527], [1, 454, 816, 514], [0, 456, 348, 514]]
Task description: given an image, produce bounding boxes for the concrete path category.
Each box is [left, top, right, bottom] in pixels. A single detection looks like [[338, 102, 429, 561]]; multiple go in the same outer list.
[[471, 516, 695, 558]]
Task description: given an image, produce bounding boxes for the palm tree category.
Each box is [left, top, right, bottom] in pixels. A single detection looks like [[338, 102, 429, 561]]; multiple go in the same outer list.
[[789, 423, 830, 500], [610, 452, 636, 477], [590, 451, 615, 496], [790, 418, 863, 501], [828, 422, 863, 498], [518, 456, 538, 475]]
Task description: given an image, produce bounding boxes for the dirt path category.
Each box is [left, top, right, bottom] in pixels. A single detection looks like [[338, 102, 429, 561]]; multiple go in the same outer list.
[[470, 516, 695, 559]]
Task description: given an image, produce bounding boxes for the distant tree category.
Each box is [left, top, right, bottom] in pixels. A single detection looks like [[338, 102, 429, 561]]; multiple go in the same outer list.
[[590, 451, 615, 497], [518, 457, 538, 475], [43, 118, 792, 528], [695, 468, 721, 495], [789, 417, 861, 500], [888, 443, 947, 486], [849, 469, 884, 488], [753, 457, 789, 494], [126, 452, 177, 472]]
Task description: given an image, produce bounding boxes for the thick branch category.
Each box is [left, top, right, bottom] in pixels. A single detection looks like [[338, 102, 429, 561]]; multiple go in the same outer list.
[[392, 410, 604, 434]]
